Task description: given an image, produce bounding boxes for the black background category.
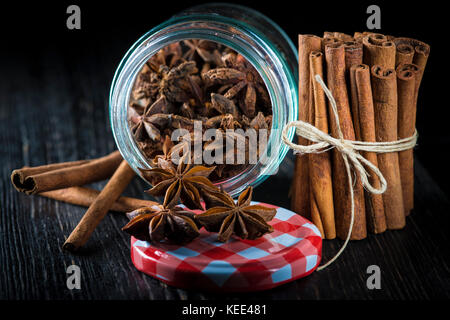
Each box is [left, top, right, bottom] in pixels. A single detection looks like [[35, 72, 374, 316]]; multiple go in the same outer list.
[[0, 0, 449, 302], [1, 0, 447, 195]]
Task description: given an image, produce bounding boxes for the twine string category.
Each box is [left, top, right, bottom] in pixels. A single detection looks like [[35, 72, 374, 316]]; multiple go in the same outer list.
[[281, 74, 418, 271]]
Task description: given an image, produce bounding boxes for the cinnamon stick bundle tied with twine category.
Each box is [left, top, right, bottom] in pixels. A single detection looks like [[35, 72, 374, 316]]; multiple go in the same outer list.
[[282, 74, 417, 270], [291, 32, 429, 240]]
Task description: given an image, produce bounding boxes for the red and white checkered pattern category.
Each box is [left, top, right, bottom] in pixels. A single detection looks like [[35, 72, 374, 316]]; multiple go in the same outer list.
[[130, 202, 322, 292]]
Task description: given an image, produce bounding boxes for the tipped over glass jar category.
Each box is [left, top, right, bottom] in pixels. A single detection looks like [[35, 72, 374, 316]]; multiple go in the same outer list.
[[110, 3, 298, 197]]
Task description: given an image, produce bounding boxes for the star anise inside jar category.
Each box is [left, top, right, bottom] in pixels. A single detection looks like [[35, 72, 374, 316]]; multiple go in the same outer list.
[[128, 39, 273, 182]]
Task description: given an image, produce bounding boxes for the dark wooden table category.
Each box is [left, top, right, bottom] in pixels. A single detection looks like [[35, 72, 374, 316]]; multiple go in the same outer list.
[[1, 32, 449, 301]]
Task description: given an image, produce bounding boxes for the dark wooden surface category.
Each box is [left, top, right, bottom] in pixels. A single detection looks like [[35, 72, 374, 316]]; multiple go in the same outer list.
[[1, 18, 449, 300]]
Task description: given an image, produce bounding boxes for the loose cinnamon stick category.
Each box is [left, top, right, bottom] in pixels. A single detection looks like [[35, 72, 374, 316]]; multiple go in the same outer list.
[[291, 35, 322, 218], [39, 186, 159, 213], [325, 43, 367, 240], [62, 160, 136, 251], [353, 64, 387, 234], [396, 63, 420, 215], [11, 151, 123, 194], [395, 43, 414, 67], [362, 34, 396, 69], [308, 51, 336, 239], [12, 159, 90, 192], [371, 65, 405, 229]]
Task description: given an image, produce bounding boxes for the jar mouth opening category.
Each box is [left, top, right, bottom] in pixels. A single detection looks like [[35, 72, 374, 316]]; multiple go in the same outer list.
[[110, 16, 297, 197]]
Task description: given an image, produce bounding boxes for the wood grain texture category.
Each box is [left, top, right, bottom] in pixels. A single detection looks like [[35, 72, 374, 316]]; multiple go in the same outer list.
[[0, 46, 449, 300]]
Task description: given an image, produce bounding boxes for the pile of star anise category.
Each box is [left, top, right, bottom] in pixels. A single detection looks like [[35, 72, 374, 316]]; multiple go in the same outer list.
[[128, 39, 273, 181], [122, 157, 277, 244]]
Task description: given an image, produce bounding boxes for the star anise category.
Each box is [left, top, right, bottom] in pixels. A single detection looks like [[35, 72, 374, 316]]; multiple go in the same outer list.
[[122, 205, 200, 244], [132, 65, 160, 101], [130, 115, 161, 142], [147, 42, 184, 72], [182, 39, 222, 66], [140, 156, 218, 210], [250, 112, 268, 130], [128, 40, 273, 181], [196, 186, 276, 242], [149, 135, 174, 169], [159, 61, 198, 103], [209, 93, 240, 118], [143, 94, 175, 117], [202, 53, 270, 118]]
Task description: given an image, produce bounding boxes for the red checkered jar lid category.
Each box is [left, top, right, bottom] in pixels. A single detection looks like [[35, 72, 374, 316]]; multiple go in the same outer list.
[[130, 202, 322, 292]]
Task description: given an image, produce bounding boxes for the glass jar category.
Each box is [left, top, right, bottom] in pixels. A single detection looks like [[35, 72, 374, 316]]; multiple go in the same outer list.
[[110, 3, 298, 197]]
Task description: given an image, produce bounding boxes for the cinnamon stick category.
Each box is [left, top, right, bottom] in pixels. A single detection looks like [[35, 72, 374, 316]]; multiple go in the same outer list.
[[362, 33, 396, 69], [395, 43, 414, 67], [325, 43, 367, 240], [354, 31, 373, 42], [345, 41, 364, 141], [344, 41, 364, 72], [62, 160, 136, 251], [393, 37, 430, 90], [321, 37, 342, 52], [324, 32, 353, 42], [11, 151, 123, 194], [371, 65, 405, 229], [393, 38, 429, 213], [396, 63, 420, 215], [291, 35, 322, 218], [352, 64, 387, 234], [308, 51, 336, 239], [39, 186, 159, 213]]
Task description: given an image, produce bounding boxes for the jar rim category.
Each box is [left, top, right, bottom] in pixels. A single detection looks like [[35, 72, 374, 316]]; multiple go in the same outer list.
[[110, 7, 298, 197]]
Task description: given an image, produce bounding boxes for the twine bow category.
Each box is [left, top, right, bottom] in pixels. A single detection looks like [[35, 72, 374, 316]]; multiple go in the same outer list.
[[282, 75, 418, 270]]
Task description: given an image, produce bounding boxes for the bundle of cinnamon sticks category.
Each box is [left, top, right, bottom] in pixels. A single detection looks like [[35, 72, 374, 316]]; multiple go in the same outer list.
[[11, 151, 158, 251], [291, 32, 429, 240]]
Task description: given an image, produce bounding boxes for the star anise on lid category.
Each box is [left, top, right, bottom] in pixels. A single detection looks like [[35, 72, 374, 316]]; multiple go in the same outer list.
[[196, 186, 277, 242], [139, 156, 218, 210], [122, 205, 200, 244]]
